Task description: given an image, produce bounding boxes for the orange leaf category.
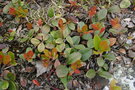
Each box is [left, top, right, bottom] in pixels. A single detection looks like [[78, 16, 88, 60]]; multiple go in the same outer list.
[[58, 19, 64, 30], [68, 0, 77, 6], [3, 55, 11, 65], [110, 18, 121, 29], [26, 23, 33, 30], [71, 60, 82, 70], [8, 7, 16, 16], [99, 40, 110, 51], [83, 30, 94, 34], [42, 59, 50, 67], [37, 19, 43, 26], [88, 6, 97, 17], [32, 80, 40, 86], [82, 24, 88, 32], [68, 71, 74, 76], [91, 23, 100, 30], [109, 38, 116, 46]]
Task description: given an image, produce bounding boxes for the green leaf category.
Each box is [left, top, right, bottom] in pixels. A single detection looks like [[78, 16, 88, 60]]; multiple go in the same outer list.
[[103, 63, 109, 70], [66, 36, 73, 45], [52, 20, 58, 27], [78, 22, 85, 29], [97, 9, 107, 21], [0, 80, 9, 89], [12, 0, 18, 3], [72, 36, 80, 45], [8, 81, 17, 90], [120, 0, 131, 8], [45, 43, 55, 49], [8, 51, 15, 60], [60, 76, 68, 89], [104, 53, 116, 61], [74, 44, 86, 50], [64, 48, 72, 58], [41, 25, 50, 34], [55, 38, 63, 44], [28, 29, 35, 37], [68, 23, 75, 30], [4, 72, 16, 81], [48, 7, 54, 18], [31, 38, 40, 46], [86, 69, 96, 79], [108, 5, 120, 13], [67, 52, 82, 64], [97, 57, 105, 67], [38, 42, 45, 52], [56, 43, 65, 52], [87, 39, 94, 48], [79, 48, 92, 61], [98, 71, 112, 79], [51, 30, 62, 39], [56, 65, 69, 77], [63, 27, 71, 38], [94, 35, 101, 50], [82, 34, 92, 40]]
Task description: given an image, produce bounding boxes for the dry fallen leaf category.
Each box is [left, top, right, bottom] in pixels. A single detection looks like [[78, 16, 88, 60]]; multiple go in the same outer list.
[[35, 61, 51, 77], [119, 48, 126, 54], [109, 38, 116, 46], [20, 77, 27, 87], [54, 59, 61, 68]]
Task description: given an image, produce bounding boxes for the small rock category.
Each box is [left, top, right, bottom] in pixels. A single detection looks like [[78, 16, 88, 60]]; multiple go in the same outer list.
[[128, 50, 135, 58], [116, 56, 122, 61], [128, 22, 134, 28], [132, 18, 135, 24], [126, 39, 132, 44], [123, 56, 131, 65], [129, 45, 135, 51]]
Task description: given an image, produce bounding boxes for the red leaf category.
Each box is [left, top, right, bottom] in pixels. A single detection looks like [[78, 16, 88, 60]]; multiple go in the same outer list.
[[68, 0, 77, 6], [32, 80, 40, 86], [74, 69, 81, 74], [8, 7, 16, 16], [37, 19, 43, 26], [100, 27, 105, 34], [88, 6, 97, 17], [24, 50, 34, 61], [0, 22, 3, 27], [8, 29, 13, 33]]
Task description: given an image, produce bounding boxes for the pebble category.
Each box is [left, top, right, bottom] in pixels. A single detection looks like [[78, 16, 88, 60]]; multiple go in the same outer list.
[[128, 50, 135, 58]]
